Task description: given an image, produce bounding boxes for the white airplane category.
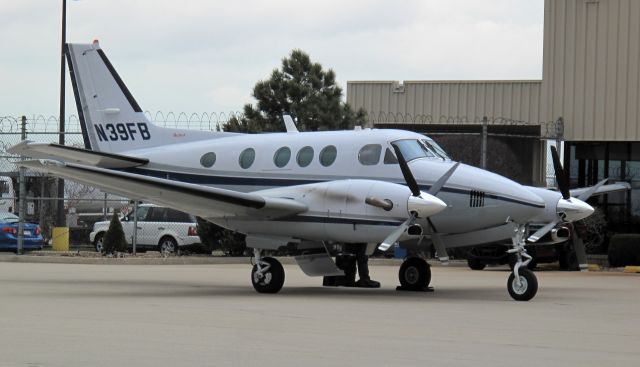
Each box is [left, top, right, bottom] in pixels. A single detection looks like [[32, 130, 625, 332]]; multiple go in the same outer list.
[[10, 41, 626, 301]]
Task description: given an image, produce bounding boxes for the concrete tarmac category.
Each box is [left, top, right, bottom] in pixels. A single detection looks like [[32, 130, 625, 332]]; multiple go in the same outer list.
[[0, 262, 638, 367]]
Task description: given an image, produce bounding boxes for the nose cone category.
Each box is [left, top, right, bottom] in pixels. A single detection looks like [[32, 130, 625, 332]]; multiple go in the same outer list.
[[557, 198, 594, 222], [408, 192, 447, 218]]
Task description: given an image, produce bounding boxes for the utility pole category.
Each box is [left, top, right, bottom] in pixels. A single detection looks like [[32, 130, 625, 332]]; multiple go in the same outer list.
[[481, 116, 488, 169], [57, 0, 67, 227], [555, 117, 564, 188], [132, 201, 138, 255], [17, 116, 27, 255]]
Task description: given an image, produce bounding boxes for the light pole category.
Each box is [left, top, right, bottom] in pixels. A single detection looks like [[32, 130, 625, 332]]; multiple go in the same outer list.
[[57, 0, 66, 227]]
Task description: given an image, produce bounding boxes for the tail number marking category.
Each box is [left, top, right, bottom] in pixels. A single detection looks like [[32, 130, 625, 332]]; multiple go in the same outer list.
[[95, 123, 151, 141]]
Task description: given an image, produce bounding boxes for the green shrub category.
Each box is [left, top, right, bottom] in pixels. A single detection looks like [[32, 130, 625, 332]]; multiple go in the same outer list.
[[608, 234, 640, 267], [102, 212, 128, 254]]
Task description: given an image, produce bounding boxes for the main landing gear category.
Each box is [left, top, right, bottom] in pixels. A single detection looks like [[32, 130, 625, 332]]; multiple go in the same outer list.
[[506, 225, 538, 301], [251, 249, 285, 294], [397, 257, 432, 291]]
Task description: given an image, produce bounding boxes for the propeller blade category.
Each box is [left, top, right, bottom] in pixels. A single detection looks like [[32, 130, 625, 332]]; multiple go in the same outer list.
[[391, 143, 421, 197], [378, 216, 413, 251], [550, 146, 570, 200], [570, 224, 589, 271], [576, 178, 609, 201], [527, 219, 560, 242], [428, 162, 460, 196]]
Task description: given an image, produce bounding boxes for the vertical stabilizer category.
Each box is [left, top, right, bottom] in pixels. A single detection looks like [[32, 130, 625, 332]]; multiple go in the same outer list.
[[66, 41, 220, 153]]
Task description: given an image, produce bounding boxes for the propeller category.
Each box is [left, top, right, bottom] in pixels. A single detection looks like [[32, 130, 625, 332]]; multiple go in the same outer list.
[[392, 144, 421, 197], [527, 145, 596, 271], [378, 144, 451, 251], [550, 146, 570, 200]]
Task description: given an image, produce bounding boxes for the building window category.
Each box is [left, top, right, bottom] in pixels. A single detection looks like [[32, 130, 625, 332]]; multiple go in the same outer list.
[[319, 145, 338, 167], [297, 146, 314, 167], [239, 148, 255, 169], [358, 144, 382, 165], [273, 147, 291, 168], [199, 152, 216, 168]]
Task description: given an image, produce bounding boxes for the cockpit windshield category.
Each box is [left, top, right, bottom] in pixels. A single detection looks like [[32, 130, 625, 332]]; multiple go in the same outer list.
[[421, 139, 450, 160], [392, 139, 435, 161]]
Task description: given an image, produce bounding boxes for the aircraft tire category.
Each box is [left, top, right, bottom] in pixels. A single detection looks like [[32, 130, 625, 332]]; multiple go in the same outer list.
[[467, 257, 486, 270], [507, 268, 538, 301], [252, 257, 285, 294], [559, 250, 578, 271], [398, 257, 431, 291]]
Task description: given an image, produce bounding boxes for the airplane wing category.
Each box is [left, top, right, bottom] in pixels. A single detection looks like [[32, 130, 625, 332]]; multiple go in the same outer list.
[[569, 182, 631, 199], [8, 141, 148, 169], [19, 160, 307, 220]]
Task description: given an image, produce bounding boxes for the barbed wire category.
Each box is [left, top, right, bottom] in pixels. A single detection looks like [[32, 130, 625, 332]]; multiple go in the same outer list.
[[366, 111, 563, 138], [0, 111, 244, 134], [0, 112, 244, 171]]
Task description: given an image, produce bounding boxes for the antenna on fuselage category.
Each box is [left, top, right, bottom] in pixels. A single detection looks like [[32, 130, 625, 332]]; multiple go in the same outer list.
[[282, 115, 299, 133]]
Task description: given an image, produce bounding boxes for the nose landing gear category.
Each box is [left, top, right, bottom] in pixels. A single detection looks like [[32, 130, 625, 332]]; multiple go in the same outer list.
[[507, 225, 538, 301]]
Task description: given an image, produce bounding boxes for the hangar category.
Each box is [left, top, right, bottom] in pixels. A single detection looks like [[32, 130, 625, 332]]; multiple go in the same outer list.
[[347, 0, 640, 230]]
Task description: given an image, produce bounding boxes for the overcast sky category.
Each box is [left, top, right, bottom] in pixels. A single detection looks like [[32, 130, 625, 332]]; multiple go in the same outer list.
[[1, 0, 543, 118]]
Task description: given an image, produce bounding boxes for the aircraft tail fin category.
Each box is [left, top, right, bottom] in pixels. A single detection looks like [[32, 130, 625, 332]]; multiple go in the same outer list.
[[66, 41, 226, 153]]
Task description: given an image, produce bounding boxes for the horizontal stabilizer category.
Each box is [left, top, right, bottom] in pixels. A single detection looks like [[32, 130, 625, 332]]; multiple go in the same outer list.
[[8, 141, 148, 168], [18, 160, 308, 220]]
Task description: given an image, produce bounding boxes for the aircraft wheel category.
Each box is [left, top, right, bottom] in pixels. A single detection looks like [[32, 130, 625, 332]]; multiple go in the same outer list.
[[252, 257, 285, 294], [559, 250, 578, 271], [467, 257, 486, 270], [399, 257, 431, 291], [507, 268, 538, 301]]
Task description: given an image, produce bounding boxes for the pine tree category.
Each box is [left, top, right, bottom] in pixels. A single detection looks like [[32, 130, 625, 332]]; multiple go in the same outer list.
[[102, 212, 128, 254], [224, 49, 366, 133]]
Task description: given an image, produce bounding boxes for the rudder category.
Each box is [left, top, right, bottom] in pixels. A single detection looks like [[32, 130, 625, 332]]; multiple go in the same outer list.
[[66, 41, 218, 153]]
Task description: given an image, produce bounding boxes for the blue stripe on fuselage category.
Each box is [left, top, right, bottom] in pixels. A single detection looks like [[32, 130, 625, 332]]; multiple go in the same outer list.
[[123, 167, 545, 209]]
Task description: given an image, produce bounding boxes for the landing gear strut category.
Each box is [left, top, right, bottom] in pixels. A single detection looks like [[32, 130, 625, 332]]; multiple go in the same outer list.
[[506, 225, 538, 301], [251, 249, 285, 294]]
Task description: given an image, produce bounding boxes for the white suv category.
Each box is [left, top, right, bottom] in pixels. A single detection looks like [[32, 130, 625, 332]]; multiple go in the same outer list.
[[90, 204, 201, 254]]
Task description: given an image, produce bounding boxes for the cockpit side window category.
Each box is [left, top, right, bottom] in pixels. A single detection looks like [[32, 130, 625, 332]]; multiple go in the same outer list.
[[391, 139, 434, 161], [421, 139, 450, 160], [383, 148, 398, 164]]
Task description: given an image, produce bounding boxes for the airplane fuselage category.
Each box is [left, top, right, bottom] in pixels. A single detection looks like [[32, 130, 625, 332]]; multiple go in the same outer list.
[[118, 128, 547, 237]]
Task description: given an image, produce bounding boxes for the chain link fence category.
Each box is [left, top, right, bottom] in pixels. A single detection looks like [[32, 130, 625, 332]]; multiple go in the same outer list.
[[2, 111, 586, 256], [1, 112, 242, 255]]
